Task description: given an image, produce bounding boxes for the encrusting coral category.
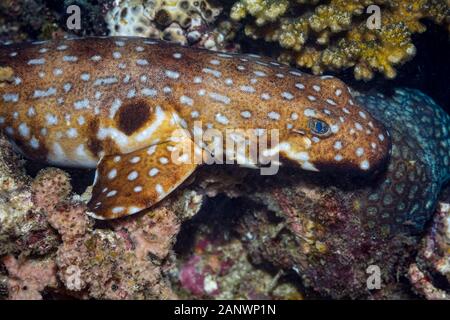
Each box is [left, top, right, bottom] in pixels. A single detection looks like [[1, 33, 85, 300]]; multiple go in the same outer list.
[[230, 0, 449, 80]]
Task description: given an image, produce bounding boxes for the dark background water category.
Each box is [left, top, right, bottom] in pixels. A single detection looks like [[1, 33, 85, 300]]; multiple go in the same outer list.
[[354, 21, 450, 114]]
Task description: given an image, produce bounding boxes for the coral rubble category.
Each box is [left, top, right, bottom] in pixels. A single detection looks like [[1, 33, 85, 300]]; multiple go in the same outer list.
[[230, 0, 449, 80]]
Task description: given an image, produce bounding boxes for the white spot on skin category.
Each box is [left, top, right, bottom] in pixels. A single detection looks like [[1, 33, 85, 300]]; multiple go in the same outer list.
[[378, 134, 385, 141], [81, 73, 90, 81], [295, 83, 305, 90], [130, 156, 140, 164], [202, 68, 222, 78], [3, 93, 19, 102], [308, 96, 317, 102], [53, 68, 63, 76], [163, 87, 172, 94], [360, 160, 370, 170], [28, 58, 45, 65], [108, 169, 117, 180], [215, 113, 229, 125], [313, 85, 321, 92], [147, 145, 157, 155], [127, 89, 136, 99], [66, 128, 78, 139], [127, 171, 139, 181], [45, 114, 58, 126], [165, 70, 180, 79], [27, 107, 36, 118], [291, 113, 299, 120], [355, 123, 363, 131], [109, 99, 122, 119], [136, 46, 144, 52], [30, 136, 39, 149], [210, 59, 220, 66], [159, 157, 169, 164], [253, 70, 267, 77], [240, 86, 255, 93], [57, 45, 68, 51], [113, 51, 122, 59], [282, 92, 294, 100], [193, 76, 202, 84], [112, 207, 125, 215], [63, 56, 78, 62], [18, 123, 30, 139], [33, 87, 57, 99], [268, 111, 281, 120], [330, 124, 339, 133], [326, 99, 337, 106], [63, 83, 72, 93], [74, 99, 90, 110], [334, 141, 343, 150], [134, 186, 143, 193], [356, 148, 364, 157], [173, 52, 182, 59], [155, 184, 164, 195], [335, 89, 342, 97], [136, 59, 149, 66], [335, 155, 343, 161], [191, 111, 200, 119], [142, 88, 157, 97], [91, 55, 102, 62], [261, 93, 271, 101], [94, 77, 118, 86], [304, 109, 316, 117], [149, 168, 159, 177], [180, 95, 194, 106], [241, 111, 252, 119], [209, 92, 230, 105]]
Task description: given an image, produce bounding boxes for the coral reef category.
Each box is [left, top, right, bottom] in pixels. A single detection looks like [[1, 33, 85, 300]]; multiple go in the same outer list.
[[106, 0, 238, 50], [2, 254, 57, 300], [0, 87, 449, 299], [230, 0, 449, 80], [231, 88, 450, 298], [171, 204, 304, 299], [409, 188, 450, 299], [0, 130, 204, 299]]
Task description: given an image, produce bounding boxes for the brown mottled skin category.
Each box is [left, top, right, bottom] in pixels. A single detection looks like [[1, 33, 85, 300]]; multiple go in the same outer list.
[[0, 37, 390, 219]]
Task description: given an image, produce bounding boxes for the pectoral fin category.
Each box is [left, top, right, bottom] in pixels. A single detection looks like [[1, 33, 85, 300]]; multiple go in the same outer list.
[[87, 136, 197, 219]]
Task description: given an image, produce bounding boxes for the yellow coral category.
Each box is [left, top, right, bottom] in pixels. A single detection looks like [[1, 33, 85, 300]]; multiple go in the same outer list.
[[231, 0, 449, 80]]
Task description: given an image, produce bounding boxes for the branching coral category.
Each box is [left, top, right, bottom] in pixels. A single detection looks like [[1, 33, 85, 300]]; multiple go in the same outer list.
[[231, 0, 449, 80]]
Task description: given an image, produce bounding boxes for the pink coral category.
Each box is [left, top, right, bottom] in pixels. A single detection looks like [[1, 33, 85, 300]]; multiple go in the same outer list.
[[2, 254, 57, 300]]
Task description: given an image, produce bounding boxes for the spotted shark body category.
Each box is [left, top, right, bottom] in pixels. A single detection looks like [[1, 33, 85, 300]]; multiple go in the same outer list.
[[0, 37, 390, 219]]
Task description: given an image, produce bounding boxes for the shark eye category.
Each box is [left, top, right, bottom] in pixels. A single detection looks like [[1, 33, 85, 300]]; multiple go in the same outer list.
[[308, 118, 331, 136]]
